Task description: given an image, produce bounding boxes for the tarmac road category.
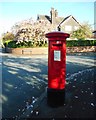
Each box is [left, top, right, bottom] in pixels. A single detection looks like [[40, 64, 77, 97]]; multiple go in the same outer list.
[[1, 52, 96, 119]]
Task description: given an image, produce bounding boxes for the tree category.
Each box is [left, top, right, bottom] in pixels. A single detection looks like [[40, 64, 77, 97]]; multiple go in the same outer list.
[[12, 19, 52, 47], [2, 32, 15, 41], [71, 22, 93, 40]]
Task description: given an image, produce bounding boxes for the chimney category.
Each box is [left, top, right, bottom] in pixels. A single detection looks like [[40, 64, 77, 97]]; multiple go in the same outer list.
[[50, 8, 57, 24], [55, 10, 58, 17]]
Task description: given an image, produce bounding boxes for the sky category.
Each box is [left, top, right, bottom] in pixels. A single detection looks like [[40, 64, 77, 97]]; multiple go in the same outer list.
[[0, 1, 95, 36]]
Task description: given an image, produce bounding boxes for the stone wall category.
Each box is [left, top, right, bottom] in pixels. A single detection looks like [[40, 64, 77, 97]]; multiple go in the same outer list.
[[6, 46, 95, 55], [6, 47, 48, 55], [67, 46, 95, 53]]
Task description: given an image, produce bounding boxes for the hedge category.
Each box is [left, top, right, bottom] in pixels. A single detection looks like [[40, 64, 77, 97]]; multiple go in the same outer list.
[[5, 39, 96, 48], [66, 40, 96, 47], [7, 40, 48, 48]]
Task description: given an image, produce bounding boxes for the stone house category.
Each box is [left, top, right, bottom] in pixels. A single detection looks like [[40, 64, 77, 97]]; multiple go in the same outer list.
[[37, 8, 81, 33], [14, 8, 81, 42]]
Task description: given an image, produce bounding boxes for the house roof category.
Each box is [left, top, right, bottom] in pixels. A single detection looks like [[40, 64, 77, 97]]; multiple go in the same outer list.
[[55, 17, 64, 25], [37, 9, 80, 28], [37, 14, 64, 24], [37, 15, 51, 23], [93, 30, 96, 33], [59, 15, 81, 26]]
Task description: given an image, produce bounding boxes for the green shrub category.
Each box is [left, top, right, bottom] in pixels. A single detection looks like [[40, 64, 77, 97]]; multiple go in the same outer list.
[[7, 41, 17, 48], [66, 40, 96, 47], [7, 40, 48, 48], [3, 39, 13, 47], [7, 39, 96, 48]]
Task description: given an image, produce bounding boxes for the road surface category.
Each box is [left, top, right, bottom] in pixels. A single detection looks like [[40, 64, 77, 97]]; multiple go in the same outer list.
[[0, 52, 95, 119]]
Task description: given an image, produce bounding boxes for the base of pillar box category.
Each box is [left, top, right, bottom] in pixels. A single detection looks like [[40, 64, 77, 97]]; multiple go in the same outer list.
[[47, 88, 65, 107]]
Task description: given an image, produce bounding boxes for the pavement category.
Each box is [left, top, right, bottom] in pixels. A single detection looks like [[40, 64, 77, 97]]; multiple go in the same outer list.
[[0, 52, 96, 119]]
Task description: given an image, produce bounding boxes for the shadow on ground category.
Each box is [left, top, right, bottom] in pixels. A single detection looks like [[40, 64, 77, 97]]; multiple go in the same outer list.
[[2, 56, 48, 118]]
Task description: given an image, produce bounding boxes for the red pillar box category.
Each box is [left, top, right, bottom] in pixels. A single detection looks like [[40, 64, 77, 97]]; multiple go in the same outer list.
[[45, 31, 70, 107]]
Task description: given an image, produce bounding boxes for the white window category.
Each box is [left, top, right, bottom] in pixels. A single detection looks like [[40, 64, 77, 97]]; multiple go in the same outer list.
[[65, 25, 72, 31]]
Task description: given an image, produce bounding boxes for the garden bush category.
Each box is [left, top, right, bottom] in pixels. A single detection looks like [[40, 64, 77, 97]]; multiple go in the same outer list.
[[6, 39, 96, 48], [66, 40, 96, 47], [3, 40, 13, 47], [7, 40, 48, 48]]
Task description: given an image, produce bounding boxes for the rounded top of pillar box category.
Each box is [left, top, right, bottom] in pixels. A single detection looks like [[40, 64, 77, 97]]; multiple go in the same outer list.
[[45, 31, 70, 41]]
